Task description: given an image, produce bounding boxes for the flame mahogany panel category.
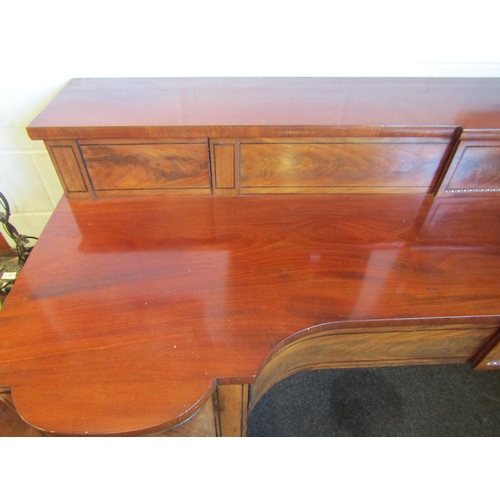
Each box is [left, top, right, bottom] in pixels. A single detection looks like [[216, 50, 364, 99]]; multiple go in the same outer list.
[[80, 141, 211, 195], [439, 141, 500, 195], [239, 140, 450, 194], [1, 78, 498, 436], [28, 78, 500, 200]]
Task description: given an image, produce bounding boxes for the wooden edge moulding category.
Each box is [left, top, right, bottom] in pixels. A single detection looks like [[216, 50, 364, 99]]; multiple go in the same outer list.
[[0, 78, 499, 436]]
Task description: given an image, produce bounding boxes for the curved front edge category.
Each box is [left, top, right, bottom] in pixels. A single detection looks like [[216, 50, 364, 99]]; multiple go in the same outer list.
[[10, 379, 218, 437], [145, 383, 250, 437], [0, 390, 46, 437], [250, 317, 500, 411]]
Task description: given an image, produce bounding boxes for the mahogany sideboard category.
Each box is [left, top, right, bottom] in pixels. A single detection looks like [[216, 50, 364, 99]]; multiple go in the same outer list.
[[1, 78, 500, 436]]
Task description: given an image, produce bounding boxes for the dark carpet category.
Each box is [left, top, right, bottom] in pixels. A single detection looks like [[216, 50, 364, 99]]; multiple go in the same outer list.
[[247, 364, 500, 436]]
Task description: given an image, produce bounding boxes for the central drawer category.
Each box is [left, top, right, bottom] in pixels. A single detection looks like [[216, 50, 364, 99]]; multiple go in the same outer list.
[[239, 138, 451, 194], [79, 140, 211, 196]]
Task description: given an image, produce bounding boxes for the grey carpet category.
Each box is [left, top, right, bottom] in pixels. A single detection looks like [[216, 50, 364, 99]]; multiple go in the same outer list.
[[247, 364, 500, 436]]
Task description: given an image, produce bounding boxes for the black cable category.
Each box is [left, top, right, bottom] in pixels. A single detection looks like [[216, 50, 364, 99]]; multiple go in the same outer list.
[[0, 191, 38, 268], [0, 192, 9, 215]]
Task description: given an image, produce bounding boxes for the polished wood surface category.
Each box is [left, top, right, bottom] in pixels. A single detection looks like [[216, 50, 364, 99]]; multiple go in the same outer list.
[[27, 78, 500, 139], [2, 77, 499, 436], [239, 139, 450, 194], [211, 140, 238, 192], [27, 78, 500, 200], [439, 142, 500, 194], [153, 395, 217, 437], [46, 140, 94, 198], [250, 323, 499, 409], [80, 141, 210, 193], [49, 145, 88, 192], [0, 393, 44, 437], [1, 193, 500, 435], [215, 385, 249, 437]]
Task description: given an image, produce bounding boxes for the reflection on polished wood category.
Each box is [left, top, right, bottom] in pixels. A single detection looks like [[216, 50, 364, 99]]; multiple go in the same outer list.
[[240, 140, 450, 193], [0, 77, 499, 436], [439, 141, 500, 195], [152, 394, 217, 437], [250, 322, 499, 409], [1, 194, 500, 435], [26, 78, 500, 139], [80, 141, 211, 193]]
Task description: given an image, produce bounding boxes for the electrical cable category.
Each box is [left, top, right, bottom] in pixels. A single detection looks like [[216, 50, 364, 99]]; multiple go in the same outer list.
[[0, 191, 38, 268]]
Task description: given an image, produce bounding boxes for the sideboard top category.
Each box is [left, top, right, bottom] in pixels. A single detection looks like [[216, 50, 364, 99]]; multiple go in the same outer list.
[[27, 78, 500, 140]]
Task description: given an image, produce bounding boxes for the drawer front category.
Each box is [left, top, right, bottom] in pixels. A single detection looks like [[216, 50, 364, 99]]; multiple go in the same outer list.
[[80, 142, 211, 194], [240, 140, 451, 194], [438, 141, 500, 196]]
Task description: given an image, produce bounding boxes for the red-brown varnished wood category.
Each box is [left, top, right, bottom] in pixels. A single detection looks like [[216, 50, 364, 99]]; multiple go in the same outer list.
[[79, 141, 211, 193], [215, 385, 249, 437], [0, 393, 44, 437], [239, 139, 450, 194], [210, 138, 239, 195], [27, 78, 500, 140], [473, 329, 500, 369], [438, 141, 500, 195], [151, 394, 217, 437], [5, 78, 500, 436], [0, 193, 500, 435], [29, 78, 500, 201], [45, 140, 95, 198], [250, 323, 499, 409]]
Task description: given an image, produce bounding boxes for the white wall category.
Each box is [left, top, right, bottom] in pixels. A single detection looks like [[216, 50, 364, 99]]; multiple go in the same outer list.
[[1, 1, 499, 245]]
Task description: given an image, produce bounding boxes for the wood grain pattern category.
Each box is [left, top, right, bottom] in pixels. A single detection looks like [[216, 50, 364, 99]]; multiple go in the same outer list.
[[250, 323, 499, 408], [214, 145, 235, 188], [460, 130, 500, 141], [80, 142, 210, 193], [1, 192, 500, 435], [46, 140, 93, 198], [211, 139, 238, 193], [5, 78, 500, 436], [240, 141, 450, 193], [0, 394, 44, 437], [26, 78, 500, 140], [215, 385, 249, 437], [472, 328, 500, 370], [152, 394, 217, 437], [416, 197, 500, 247], [439, 142, 500, 195]]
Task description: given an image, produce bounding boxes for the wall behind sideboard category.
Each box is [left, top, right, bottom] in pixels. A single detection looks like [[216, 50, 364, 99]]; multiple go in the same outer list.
[[1, 1, 499, 246]]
